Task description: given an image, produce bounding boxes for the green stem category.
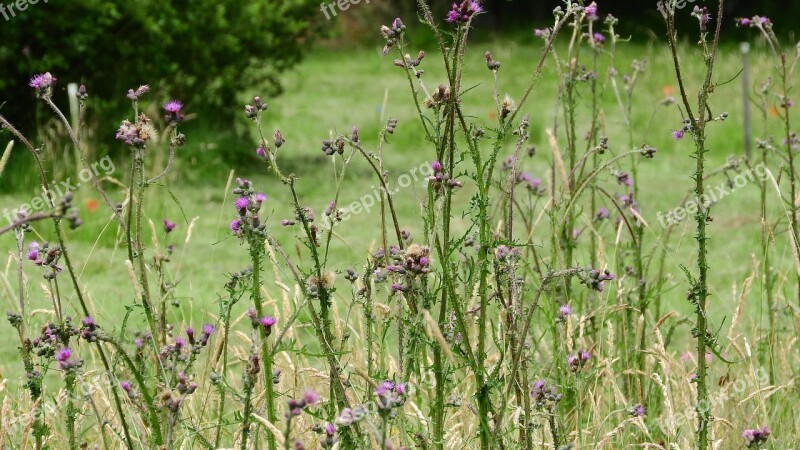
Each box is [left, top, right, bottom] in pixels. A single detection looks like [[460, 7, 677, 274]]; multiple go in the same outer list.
[[249, 242, 277, 450]]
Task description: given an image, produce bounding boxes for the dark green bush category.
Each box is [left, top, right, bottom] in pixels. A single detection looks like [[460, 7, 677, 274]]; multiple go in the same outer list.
[[0, 0, 319, 168]]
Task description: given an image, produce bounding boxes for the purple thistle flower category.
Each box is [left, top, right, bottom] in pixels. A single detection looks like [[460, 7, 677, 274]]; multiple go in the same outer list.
[[672, 130, 684, 140], [431, 160, 442, 173], [742, 426, 770, 447], [584, 2, 597, 19], [29, 72, 56, 91], [593, 32, 605, 43], [303, 389, 320, 405], [162, 218, 176, 233], [163, 100, 185, 124], [375, 380, 395, 396], [534, 28, 549, 38], [737, 17, 751, 27], [230, 219, 241, 233], [446, 9, 460, 23], [27, 242, 39, 261], [631, 404, 646, 417], [595, 207, 609, 221], [260, 316, 277, 335], [163, 100, 183, 113], [324, 422, 336, 436], [557, 304, 572, 319], [202, 324, 215, 336], [82, 316, 95, 328], [135, 338, 144, 349], [256, 146, 267, 159], [186, 327, 195, 343], [235, 197, 250, 210], [446, 0, 482, 23], [567, 354, 580, 372], [120, 381, 132, 392], [174, 336, 186, 350], [254, 193, 267, 204], [55, 347, 72, 363]]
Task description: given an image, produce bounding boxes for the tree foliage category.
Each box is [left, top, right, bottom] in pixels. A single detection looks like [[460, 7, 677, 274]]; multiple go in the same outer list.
[[0, 0, 319, 129]]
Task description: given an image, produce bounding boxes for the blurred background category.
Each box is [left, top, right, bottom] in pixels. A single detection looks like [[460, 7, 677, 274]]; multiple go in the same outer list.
[[0, 0, 794, 191]]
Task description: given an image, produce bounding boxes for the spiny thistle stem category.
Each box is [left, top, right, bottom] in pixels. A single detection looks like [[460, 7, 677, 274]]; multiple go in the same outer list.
[[663, 1, 725, 447]]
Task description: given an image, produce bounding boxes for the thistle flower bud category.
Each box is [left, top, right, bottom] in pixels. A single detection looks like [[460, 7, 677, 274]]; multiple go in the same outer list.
[[76, 84, 88, 100]]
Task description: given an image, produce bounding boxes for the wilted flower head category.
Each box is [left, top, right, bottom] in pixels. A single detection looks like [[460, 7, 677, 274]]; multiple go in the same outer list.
[[495, 245, 521, 263], [615, 171, 632, 187], [584, 268, 615, 292], [485, 51, 500, 71], [116, 115, 157, 148], [530, 379, 561, 405], [335, 405, 368, 427], [691, 6, 711, 29], [126, 85, 150, 100], [501, 94, 515, 119]]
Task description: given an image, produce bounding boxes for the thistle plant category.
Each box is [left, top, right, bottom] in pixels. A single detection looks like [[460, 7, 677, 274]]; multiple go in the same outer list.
[[738, 13, 798, 386], [661, 1, 726, 448]]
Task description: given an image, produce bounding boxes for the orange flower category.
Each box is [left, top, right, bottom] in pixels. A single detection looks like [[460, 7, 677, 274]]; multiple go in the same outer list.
[[85, 198, 98, 213], [768, 105, 780, 117], [662, 85, 674, 97]]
